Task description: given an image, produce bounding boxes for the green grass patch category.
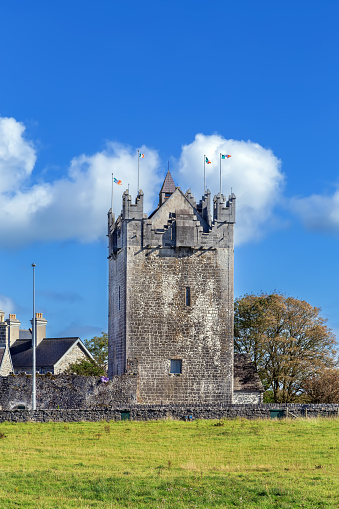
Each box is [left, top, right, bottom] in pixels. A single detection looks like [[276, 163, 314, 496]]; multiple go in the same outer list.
[[0, 418, 337, 508]]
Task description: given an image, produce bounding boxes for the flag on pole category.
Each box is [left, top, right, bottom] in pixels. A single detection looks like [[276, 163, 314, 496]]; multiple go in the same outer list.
[[221, 154, 231, 159], [139, 153, 145, 158], [113, 177, 122, 185], [205, 156, 211, 164]]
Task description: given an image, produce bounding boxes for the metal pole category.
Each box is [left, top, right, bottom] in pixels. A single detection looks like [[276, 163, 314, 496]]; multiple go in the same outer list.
[[111, 173, 114, 212], [32, 263, 36, 411], [220, 153, 222, 195], [203, 155, 206, 193], [137, 150, 140, 193]]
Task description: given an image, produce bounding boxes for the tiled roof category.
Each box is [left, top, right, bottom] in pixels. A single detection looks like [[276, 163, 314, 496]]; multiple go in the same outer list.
[[10, 337, 81, 368], [160, 170, 176, 194], [19, 329, 32, 340], [233, 353, 264, 392]]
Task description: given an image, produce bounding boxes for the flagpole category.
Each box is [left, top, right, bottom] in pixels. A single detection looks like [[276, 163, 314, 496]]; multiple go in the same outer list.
[[32, 263, 36, 411], [220, 153, 222, 195], [111, 173, 114, 212], [137, 150, 140, 193], [203, 155, 206, 193]]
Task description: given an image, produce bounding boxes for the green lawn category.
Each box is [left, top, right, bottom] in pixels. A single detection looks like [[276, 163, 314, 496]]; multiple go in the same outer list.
[[0, 418, 338, 508]]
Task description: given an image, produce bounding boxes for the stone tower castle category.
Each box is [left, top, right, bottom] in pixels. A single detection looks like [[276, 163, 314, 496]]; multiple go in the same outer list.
[[107, 171, 236, 404]]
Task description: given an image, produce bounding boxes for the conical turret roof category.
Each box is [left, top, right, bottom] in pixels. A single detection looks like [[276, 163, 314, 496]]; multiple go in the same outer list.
[[160, 170, 176, 194]]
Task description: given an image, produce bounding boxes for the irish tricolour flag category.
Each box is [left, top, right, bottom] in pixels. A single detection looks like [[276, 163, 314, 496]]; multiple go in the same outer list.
[[221, 154, 231, 159]]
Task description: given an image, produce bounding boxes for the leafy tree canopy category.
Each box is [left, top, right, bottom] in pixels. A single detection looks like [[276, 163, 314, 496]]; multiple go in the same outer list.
[[83, 332, 108, 369], [65, 333, 108, 376], [302, 369, 339, 403], [234, 293, 337, 403], [65, 359, 106, 376]]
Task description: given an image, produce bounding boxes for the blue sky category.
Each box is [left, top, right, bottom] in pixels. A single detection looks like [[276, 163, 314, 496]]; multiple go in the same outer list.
[[0, 0, 338, 341]]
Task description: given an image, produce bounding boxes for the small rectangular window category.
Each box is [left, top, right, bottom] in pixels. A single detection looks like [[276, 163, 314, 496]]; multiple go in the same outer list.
[[185, 287, 190, 306], [170, 359, 182, 374]]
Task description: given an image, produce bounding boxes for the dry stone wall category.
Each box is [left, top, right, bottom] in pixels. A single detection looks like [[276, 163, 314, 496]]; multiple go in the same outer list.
[[0, 374, 137, 410], [0, 404, 338, 423]]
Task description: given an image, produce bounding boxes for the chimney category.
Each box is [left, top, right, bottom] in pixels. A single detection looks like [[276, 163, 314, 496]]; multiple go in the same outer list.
[[0, 310, 8, 347], [34, 313, 47, 346], [6, 314, 21, 347]]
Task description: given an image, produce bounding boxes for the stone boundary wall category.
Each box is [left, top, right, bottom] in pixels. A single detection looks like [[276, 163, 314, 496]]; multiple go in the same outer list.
[[0, 374, 138, 410], [0, 403, 338, 423]]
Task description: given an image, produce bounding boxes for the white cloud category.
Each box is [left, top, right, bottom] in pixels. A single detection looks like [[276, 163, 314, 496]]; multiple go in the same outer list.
[[291, 189, 339, 233], [0, 117, 36, 193], [0, 295, 15, 314], [0, 117, 162, 246], [0, 118, 284, 247], [177, 133, 284, 244]]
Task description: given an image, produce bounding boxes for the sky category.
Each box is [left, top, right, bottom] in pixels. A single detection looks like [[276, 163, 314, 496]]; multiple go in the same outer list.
[[0, 0, 338, 342]]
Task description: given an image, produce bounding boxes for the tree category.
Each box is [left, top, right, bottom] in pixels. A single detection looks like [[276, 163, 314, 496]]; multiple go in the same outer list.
[[65, 333, 108, 376], [302, 369, 339, 403], [234, 293, 337, 403], [66, 358, 106, 376], [83, 332, 108, 370]]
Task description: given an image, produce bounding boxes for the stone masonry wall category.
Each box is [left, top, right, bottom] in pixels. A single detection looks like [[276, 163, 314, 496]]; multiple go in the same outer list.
[[108, 232, 127, 377], [0, 374, 137, 410], [233, 391, 263, 404], [0, 404, 338, 423], [126, 243, 234, 405]]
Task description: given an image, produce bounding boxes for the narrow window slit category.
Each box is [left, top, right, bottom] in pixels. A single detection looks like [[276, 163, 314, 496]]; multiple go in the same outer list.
[[185, 286, 190, 306]]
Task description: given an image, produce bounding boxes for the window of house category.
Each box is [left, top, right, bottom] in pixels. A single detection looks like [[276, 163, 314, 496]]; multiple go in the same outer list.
[[170, 359, 182, 374], [185, 286, 191, 306]]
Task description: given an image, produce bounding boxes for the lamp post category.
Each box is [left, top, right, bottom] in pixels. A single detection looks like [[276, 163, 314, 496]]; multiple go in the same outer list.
[[32, 263, 36, 411]]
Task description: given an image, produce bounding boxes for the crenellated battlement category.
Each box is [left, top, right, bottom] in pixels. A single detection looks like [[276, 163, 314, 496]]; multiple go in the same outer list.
[[213, 192, 236, 223], [108, 185, 236, 256]]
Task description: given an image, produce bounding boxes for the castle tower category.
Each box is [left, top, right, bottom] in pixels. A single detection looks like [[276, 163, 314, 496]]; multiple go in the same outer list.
[[108, 171, 236, 404]]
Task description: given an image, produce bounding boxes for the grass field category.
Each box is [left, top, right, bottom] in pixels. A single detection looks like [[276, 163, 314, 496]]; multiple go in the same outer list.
[[0, 417, 338, 508]]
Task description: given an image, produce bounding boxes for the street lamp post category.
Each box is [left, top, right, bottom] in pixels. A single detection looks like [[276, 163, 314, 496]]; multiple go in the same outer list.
[[32, 263, 36, 411]]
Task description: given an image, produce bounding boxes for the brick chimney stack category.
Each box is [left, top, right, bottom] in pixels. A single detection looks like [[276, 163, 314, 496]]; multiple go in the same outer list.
[[6, 314, 21, 347], [34, 313, 47, 346], [0, 310, 8, 347]]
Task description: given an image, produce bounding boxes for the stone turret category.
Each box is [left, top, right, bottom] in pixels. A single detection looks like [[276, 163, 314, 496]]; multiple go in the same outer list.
[[159, 170, 176, 206]]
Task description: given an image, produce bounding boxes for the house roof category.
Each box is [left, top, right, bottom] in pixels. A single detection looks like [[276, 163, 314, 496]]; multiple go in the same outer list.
[[233, 353, 264, 392], [10, 337, 81, 368], [160, 170, 176, 194], [19, 329, 32, 340]]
